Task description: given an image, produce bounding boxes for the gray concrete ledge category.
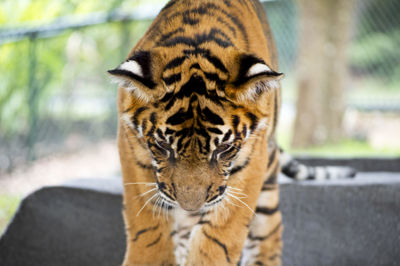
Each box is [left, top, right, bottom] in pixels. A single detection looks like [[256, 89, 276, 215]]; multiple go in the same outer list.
[[280, 173, 400, 266], [0, 185, 125, 266], [1, 160, 399, 266]]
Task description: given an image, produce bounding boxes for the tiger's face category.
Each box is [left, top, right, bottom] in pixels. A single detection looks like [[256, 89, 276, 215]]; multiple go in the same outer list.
[[110, 48, 282, 211]]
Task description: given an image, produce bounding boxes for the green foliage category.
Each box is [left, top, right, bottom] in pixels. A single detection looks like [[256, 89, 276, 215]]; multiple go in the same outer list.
[[0, 194, 21, 235], [350, 0, 400, 86], [350, 30, 400, 84], [0, 0, 153, 140]]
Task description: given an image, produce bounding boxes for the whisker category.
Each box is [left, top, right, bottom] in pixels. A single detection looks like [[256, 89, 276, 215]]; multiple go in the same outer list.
[[163, 202, 169, 220], [227, 190, 248, 198], [227, 186, 242, 191], [137, 193, 159, 217], [158, 199, 163, 219], [227, 186, 248, 198], [224, 197, 241, 207], [125, 182, 157, 186], [227, 192, 256, 216], [138, 187, 158, 198], [153, 196, 161, 219]]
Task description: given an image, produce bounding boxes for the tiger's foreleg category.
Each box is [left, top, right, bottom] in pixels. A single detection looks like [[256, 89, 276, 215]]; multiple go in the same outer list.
[[122, 186, 176, 266], [184, 176, 265, 265], [241, 148, 282, 266]]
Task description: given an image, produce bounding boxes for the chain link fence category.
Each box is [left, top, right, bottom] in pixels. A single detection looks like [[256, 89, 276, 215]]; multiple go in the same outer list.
[[0, 0, 399, 174]]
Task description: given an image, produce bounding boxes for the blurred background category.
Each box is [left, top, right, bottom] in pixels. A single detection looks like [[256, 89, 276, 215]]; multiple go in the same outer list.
[[0, 0, 399, 232]]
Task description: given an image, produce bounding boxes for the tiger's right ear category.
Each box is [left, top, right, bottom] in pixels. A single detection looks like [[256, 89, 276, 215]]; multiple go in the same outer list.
[[226, 53, 283, 102], [108, 50, 157, 102]]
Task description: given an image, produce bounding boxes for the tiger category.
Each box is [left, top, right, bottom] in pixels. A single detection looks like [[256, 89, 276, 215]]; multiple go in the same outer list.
[[108, 0, 355, 265]]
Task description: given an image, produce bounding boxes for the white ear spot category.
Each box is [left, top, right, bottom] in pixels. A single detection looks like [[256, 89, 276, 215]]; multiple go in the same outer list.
[[119, 60, 143, 77], [109, 74, 150, 103], [246, 63, 271, 77]]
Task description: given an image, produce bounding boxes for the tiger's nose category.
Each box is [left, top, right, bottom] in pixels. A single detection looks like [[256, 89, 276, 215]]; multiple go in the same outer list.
[[176, 187, 206, 211]]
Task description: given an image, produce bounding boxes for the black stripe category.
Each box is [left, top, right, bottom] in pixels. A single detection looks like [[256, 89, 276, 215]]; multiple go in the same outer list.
[[232, 115, 240, 131], [132, 107, 148, 126], [195, 125, 211, 138], [261, 182, 277, 191], [223, 0, 231, 7], [123, 106, 134, 113], [268, 147, 277, 167], [218, 7, 248, 48], [248, 222, 281, 242], [136, 161, 153, 170], [255, 204, 279, 215], [209, 27, 233, 46], [157, 27, 184, 44], [164, 56, 187, 70], [141, 119, 147, 133], [133, 224, 159, 242], [208, 127, 223, 134], [203, 230, 231, 263], [148, 141, 168, 157], [180, 4, 211, 26], [273, 92, 279, 131], [263, 163, 279, 185], [207, 194, 219, 203], [146, 233, 162, 247], [161, 190, 176, 201], [150, 112, 157, 124], [156, 128, 166, 141], [176, 136, 185, 152], [204, 72, 227, 88], [182, 12, 200, 25], [162, 73, 182, 86], [160, 0, 178, 12], [246, 112, 258, 132], [219, 145, 237, 160], [159, 30, 233, 48], [165, 98, 177, 111], [214, 137, 220, 147], [203, 53, 228, 73], [183, 48, 228, 73], [165, 127, 176, 135], [198, 220, 212, 225], [190, 63, 201, 70], [222, 129, 232, 142], [230, 158, 249, 175], [152, 2, 248, 49], [200, 107, 224, 125], [181, 232, 191, 239], [177, 75, 207, 100], [108, 69, 156, 89], [166, 107, 194, 125], [217, 16, 236, 37], [242, 124, 247, 138], [175, 127, 192, 137]]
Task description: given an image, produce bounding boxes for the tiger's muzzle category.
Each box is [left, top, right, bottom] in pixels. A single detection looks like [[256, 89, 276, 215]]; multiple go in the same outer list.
[[175, 186, 207, 211]]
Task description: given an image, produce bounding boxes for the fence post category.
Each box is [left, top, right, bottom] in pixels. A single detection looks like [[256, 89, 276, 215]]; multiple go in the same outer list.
[[26, 35, 39, 161]]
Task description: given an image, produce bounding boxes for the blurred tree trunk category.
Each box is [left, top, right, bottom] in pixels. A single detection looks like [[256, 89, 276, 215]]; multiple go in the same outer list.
[[291, 0, 356, 148]]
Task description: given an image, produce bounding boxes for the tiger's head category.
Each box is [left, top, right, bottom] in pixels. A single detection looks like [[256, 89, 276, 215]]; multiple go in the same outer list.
[[109, 47, 282, 212]]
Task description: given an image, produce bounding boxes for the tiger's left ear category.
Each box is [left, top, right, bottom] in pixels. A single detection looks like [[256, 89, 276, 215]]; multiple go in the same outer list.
[[227, 54, 283, 102], [107, 50, 159, 102]]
